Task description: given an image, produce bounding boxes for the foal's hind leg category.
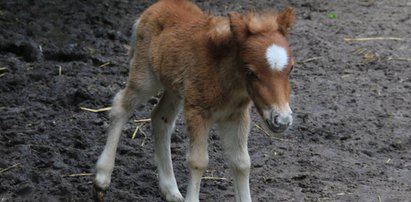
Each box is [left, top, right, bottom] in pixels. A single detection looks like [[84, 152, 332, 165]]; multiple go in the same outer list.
[[151, 90, 183, 202], [94, 79, 159, 199]]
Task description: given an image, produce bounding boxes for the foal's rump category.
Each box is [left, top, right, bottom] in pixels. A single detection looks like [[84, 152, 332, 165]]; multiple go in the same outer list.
[[132, 0, 209, 93]]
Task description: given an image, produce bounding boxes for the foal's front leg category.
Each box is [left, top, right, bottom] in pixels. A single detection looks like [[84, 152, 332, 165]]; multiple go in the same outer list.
[[218, 111, 252, 202], [184, 111, 211, 202]]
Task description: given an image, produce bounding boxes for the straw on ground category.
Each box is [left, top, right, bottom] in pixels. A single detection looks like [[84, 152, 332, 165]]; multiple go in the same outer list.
[[202, 176, 229, 181], [300, 56, 322, 64], [344, 37, 404, 42], [131, 124, 142, 140], [134, 118, 151, 123], [0, 66, 9, 78], [254, 123, 294, 142], [0, 163, 21, 174], [131, 118, 151, 145], [80, 107, 112, 113], [63, 173, 94, 177], [99, 62, 111, 68]]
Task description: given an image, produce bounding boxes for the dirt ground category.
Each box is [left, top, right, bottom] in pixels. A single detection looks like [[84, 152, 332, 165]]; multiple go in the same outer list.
[[1, 0, 410, 201]]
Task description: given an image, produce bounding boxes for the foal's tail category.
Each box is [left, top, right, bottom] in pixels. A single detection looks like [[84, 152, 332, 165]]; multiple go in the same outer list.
[[128, 18, 140, 64]]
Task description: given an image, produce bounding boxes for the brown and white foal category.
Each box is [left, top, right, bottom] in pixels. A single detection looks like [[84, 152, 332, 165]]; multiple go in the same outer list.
[[94, 0, 295, 201]]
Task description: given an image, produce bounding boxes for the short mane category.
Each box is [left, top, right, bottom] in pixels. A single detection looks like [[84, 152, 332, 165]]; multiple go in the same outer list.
[[207, 10, 285, 47], [244, 10, 280, 34]]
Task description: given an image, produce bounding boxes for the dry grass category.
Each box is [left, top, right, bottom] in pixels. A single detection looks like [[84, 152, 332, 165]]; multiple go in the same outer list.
[[80, 107, 112, 113], [254, 123, 295, 142], [131, 118, 151, 146], [344, 37, 404, 42], [62, 173, 94, 177], [351, 47, 411, 62], [300, 56, 322, 64], [0, 66, 9, 77], [202, 176, 229, 181], [134, 118, 151, 123], [0, 163, 21, 174], [98, 62, 111, 68]]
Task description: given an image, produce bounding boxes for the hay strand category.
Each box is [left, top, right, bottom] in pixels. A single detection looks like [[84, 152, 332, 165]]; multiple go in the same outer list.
[[385, 158, 391, 164], [99, 62, 111, 68], [352, 48, 368, 55], [254, 123, 271, 137], [344, 37, 404, 42], [202, 176, 229, 181], [139, 127, 148, 146], [300, 57, 322, 64], [63, 173, 94, 177], [131, 119, 150, 145], [0, 67, 8, 77], [57, 65, 62, 76], [80, 107, 112, 113], [0, 163, 21, 174], [387, 57, 411, 62], [134, 118, 151, 123], [131, 124, 141, 140], [254, 123, 294, 142]]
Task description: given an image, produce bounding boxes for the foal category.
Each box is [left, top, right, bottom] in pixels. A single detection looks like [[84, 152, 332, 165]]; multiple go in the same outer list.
[[94, 0, 295, 201]]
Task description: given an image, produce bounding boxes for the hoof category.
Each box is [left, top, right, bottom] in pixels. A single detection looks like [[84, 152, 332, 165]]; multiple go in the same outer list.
[[93, 184, 107, 202]]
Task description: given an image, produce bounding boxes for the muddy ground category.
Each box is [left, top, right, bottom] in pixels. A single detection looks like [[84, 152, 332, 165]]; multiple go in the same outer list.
[[1, 0, 410, 201]]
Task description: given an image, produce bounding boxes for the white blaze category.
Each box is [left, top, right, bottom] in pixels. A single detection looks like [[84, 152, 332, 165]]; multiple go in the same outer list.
[[265, 44, 288, 71]]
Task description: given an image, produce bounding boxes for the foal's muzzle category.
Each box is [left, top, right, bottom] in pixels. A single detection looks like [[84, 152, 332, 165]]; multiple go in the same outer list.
[[264, 109, 293, 133]]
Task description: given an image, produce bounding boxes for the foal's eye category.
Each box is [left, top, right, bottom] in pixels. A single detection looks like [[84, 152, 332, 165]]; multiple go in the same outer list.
[[245, 68, 257, 79]]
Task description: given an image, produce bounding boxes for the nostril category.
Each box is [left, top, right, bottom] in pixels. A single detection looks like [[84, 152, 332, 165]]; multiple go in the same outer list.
[[275, 115, 292, 126], [273, 115, 280, 126]]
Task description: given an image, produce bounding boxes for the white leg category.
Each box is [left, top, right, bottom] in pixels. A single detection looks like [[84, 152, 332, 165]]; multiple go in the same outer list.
[[185, 113, 210, 202], [218, 111, 252, 202], [151, 91, 183, 202], [94, 86, 156, 192]]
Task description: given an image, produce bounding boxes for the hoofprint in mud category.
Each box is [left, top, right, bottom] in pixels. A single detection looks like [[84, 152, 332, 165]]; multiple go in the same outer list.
[[94, 0, 295, 201]]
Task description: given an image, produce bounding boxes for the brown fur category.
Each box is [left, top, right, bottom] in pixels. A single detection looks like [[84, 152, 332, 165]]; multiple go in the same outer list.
[[95, 0, 295, 200], [132, 0, 294, 119]]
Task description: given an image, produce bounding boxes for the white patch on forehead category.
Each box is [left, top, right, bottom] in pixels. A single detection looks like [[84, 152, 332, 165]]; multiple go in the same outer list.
[[265, 44, 288, 71]]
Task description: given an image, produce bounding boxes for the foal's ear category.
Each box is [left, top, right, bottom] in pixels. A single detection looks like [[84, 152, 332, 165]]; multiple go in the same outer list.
[[276, 7, 295, 36], [228, 12, 249, 43]]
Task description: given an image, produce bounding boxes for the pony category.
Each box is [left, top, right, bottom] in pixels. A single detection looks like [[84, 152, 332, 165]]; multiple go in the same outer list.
[[94, 0, 295, 201]]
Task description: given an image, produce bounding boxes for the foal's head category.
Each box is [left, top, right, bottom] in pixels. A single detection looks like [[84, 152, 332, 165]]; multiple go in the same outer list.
[[229, 8, 295, 133]]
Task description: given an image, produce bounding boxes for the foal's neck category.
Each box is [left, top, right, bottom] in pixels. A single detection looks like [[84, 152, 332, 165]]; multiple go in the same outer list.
[[216, 47, 248, 97]]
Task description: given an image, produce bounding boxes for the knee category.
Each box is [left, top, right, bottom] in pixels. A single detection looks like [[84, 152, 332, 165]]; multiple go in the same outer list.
[[109, 91, 126, 116], [109, 90, 136, 120], [230, 155, 251, 175], [188, 151, 209, 171]]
